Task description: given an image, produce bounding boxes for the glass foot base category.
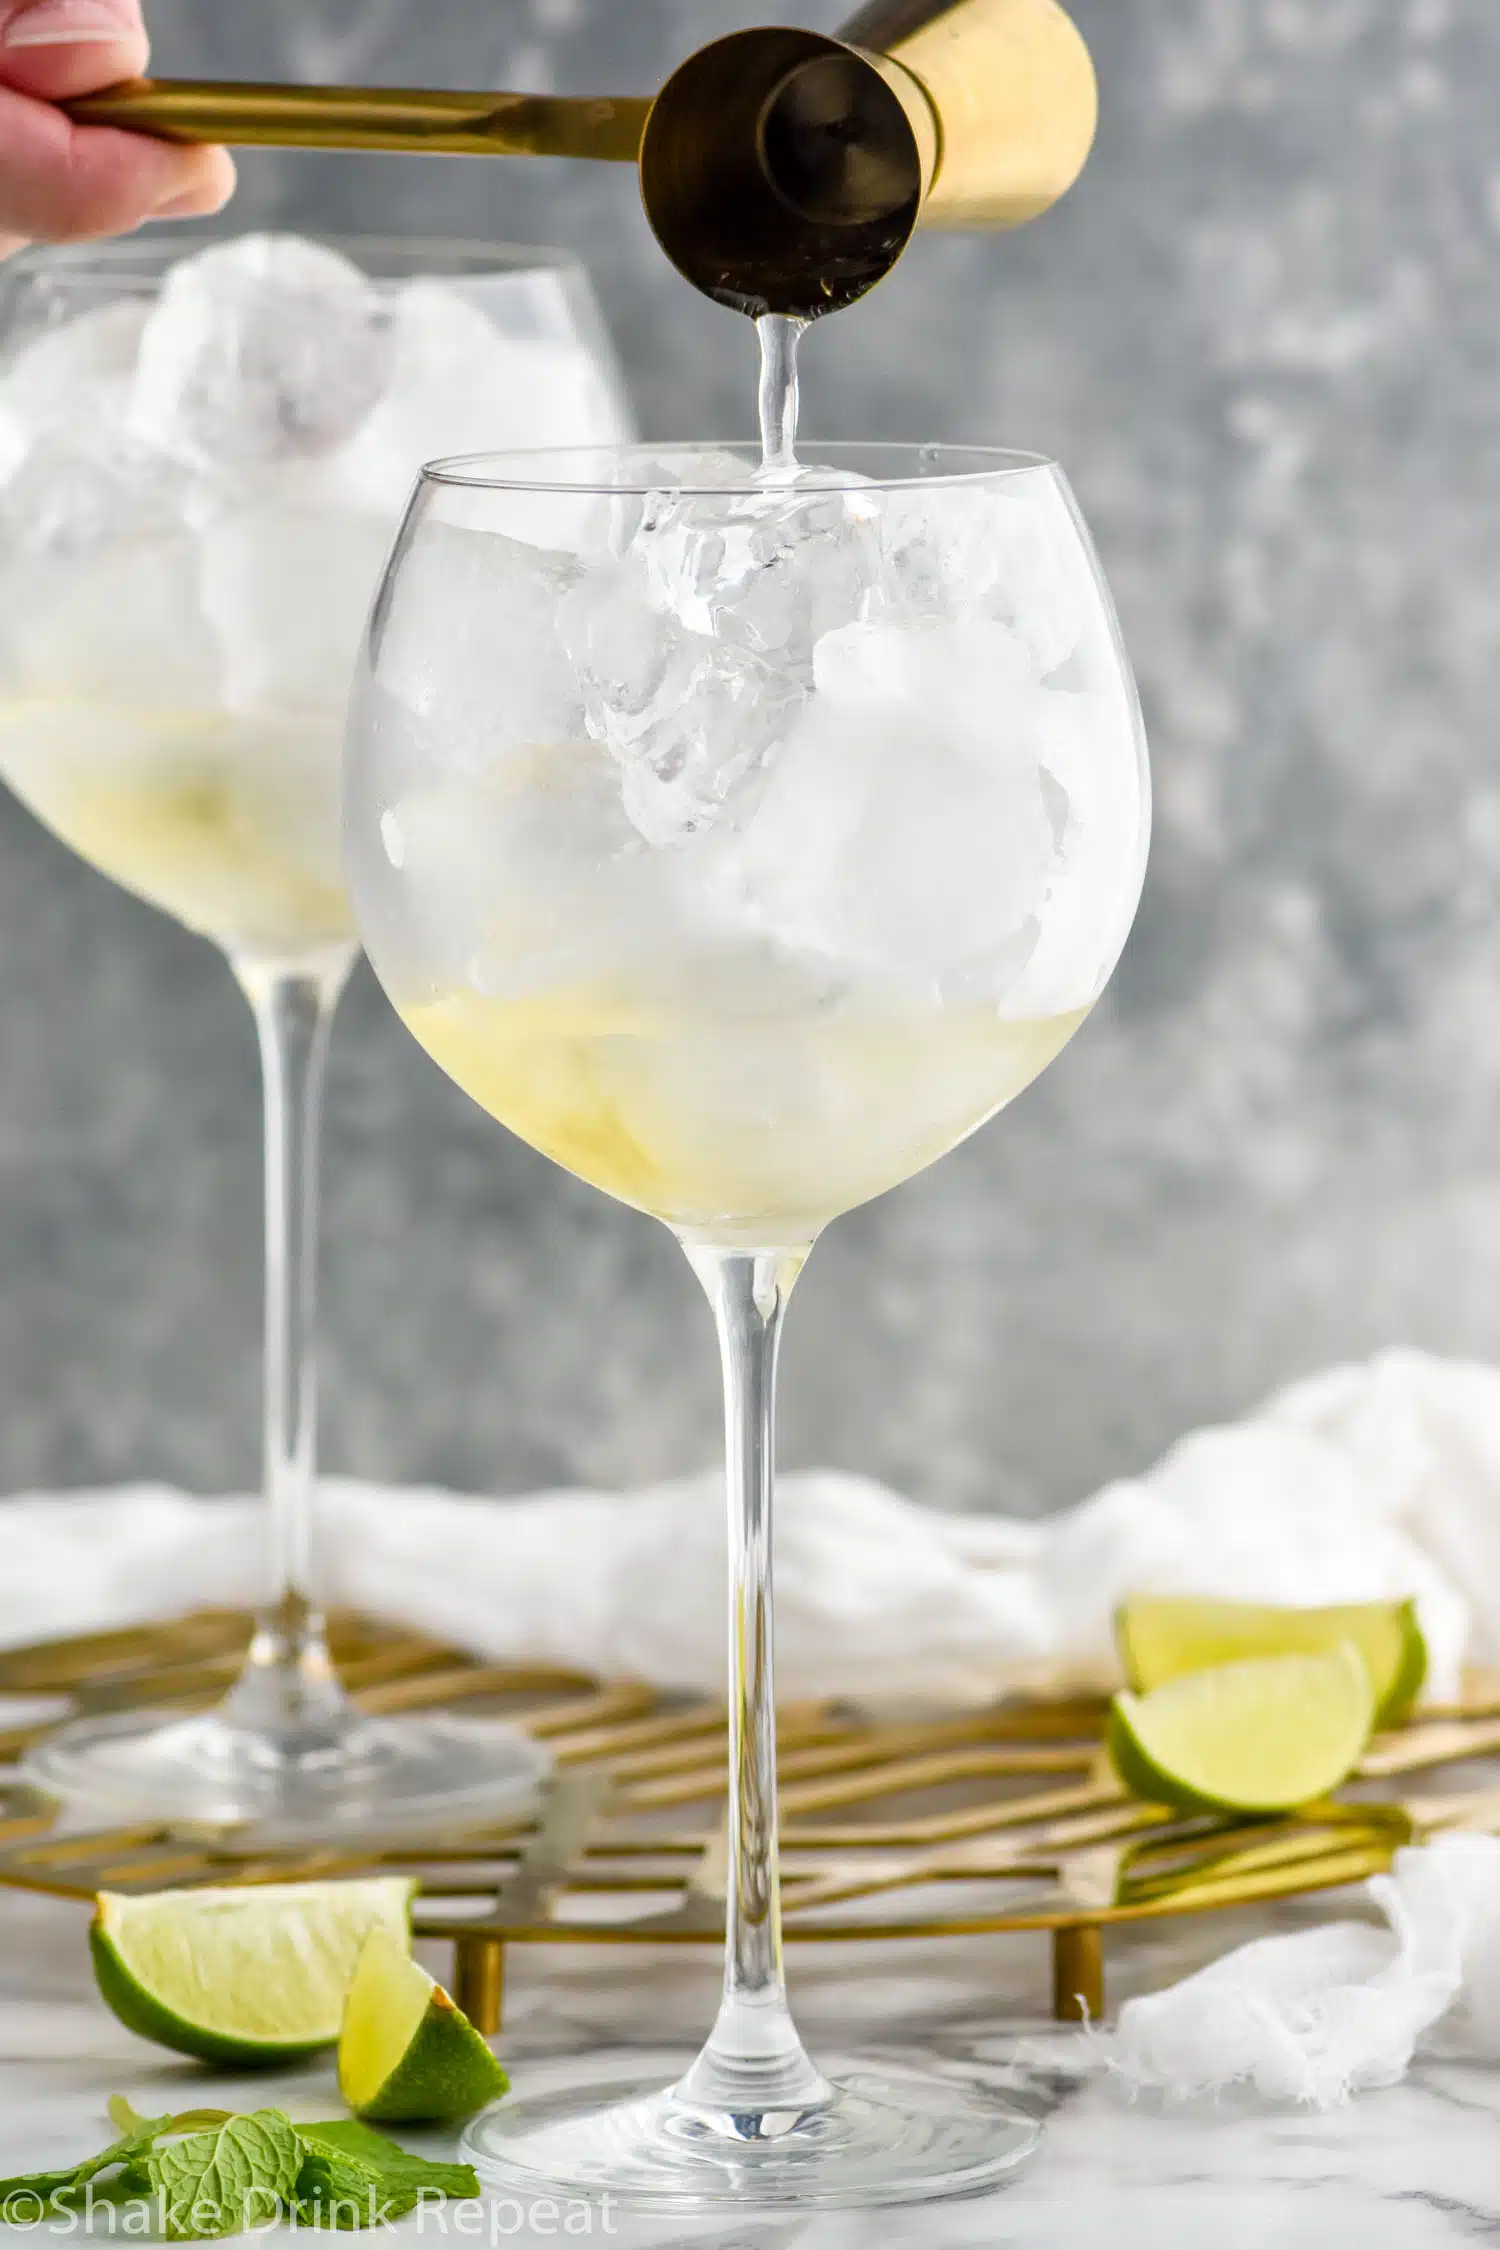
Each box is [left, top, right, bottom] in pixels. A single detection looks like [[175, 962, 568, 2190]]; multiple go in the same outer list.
[[23, 1706, 551, 1841], [461, 2048, 1041, 2211]]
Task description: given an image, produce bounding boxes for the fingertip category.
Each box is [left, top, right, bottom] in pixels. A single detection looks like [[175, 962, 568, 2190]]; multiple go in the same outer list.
[[0, 0, 148, 100], [151, 145, 235, 221], [206, 145, 236, 211]]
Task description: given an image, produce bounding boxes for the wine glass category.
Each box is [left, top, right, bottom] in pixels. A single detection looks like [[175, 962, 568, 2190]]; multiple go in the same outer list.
[[0, 236, 632, 1837], [345, 440, 1149, 2205]]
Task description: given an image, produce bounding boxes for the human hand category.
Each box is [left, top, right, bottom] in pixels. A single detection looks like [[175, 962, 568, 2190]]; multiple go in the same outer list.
[[0, 0, 233, 259]]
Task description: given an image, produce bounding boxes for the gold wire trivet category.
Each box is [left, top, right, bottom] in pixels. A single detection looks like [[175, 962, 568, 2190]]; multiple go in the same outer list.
[[0, 1610, 1498, 2030]]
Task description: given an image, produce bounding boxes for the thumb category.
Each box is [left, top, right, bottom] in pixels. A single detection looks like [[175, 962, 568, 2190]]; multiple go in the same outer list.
[[0, 0, 149, 100]]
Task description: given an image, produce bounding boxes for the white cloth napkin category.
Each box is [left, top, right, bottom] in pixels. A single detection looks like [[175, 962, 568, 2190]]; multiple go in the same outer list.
[[1080, 1835, 1500, 2105], [1, 1347, 1498, 1699]]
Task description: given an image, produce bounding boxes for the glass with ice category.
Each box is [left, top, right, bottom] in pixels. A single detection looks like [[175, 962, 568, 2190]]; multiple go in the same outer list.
[[0, 235, 631, 1835], [346, 441, 1150, 2204]]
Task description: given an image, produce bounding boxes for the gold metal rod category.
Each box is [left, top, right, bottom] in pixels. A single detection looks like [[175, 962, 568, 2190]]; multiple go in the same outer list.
[[0, 1610, 246, 1690], [62, 78, 649, 163], [1052, 1922, 1103, 2022], [452, 1935, 506, 2036]]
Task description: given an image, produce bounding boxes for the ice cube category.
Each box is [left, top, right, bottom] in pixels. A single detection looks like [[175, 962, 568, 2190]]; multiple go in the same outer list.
[[559, 558, 803, 846], [877, 475, 1086, 676], [0, 429, 217, 705], [337, 281, 631, 524], [130, 235, 393, 468], [5, 298, 147, 392], [582, 449, 768, 563], [811, 609, 1037, 711], [617, 448, 754, 492], [196, 498, 394, 719], [0, 420, 188, 559], [717, 619, 1064, 990], [1, 535, 216, 707], [996, 682, 1148, 1016], [0, 300, 148, 476], [368, 737, 658, 997], [388, 280, 625, 453], [631, 467, 882, 673], [552, 467, 880, 847], [375, 519, 584, 777]]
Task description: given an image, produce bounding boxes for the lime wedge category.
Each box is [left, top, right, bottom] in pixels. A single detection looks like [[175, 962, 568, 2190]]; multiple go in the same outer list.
[[1107, 1642, 1376, 1813], [1115, 1595, 1426, 1725], [91, 1878, 416, 2064], [338, 1925, 508, 2124]]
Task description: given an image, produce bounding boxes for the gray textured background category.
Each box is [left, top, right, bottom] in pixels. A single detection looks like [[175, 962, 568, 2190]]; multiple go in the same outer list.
[[2, 0, 1497, 1516]]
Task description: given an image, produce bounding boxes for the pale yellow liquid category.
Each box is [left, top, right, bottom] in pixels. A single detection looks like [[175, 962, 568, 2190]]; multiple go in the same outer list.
[[402, 981, 1086, 1245], [0, 699, 354, 961]]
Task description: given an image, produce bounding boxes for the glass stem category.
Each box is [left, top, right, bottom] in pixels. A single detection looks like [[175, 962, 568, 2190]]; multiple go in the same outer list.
[[675, 1245, 833, 2129], [224, 951, 353, 1757]]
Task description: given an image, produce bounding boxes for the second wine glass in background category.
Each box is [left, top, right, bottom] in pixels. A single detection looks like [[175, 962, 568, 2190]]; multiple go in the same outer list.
[[0, 231, 633, 1835]]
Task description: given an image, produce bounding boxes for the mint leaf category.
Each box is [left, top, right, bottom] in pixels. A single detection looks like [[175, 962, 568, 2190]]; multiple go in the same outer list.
[[293, 2122, 478, 2229], [109, 2096, 232, 2140], [106, 2097, 157, 2139], [294, 2132, 413, 2231], [0, 2105, 477, 2237], [141, 2110, 302, 2240], [301, 2121, 478, 2197], [296, 2123, 402, 2166], [293, 2161, 416, 2229], [0, 2107, 175, 2217], [0, 2165, 106, 2218]]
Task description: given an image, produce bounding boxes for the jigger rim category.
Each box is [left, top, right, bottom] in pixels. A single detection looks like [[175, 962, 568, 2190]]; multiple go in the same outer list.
[[419, 438, 1060, 496]]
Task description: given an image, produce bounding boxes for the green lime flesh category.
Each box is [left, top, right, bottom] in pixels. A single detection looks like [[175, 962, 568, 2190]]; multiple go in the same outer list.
[[1108, 1642, 1377, 1814], [91, 1878, 416, 2064]]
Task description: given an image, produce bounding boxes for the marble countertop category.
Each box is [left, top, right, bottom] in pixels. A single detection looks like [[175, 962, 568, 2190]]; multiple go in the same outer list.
[[0, 1884, 1495, 2248]]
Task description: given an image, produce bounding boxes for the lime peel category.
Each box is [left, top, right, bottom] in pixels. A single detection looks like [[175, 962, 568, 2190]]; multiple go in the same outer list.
[[338, 1925, 508, 2125]]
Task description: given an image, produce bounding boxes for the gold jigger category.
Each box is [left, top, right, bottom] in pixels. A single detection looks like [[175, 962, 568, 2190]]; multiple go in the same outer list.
[[64, 0, 1096, 318]]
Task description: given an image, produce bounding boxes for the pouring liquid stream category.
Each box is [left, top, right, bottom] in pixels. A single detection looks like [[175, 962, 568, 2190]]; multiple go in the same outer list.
[[756, 312, 808, 477]]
